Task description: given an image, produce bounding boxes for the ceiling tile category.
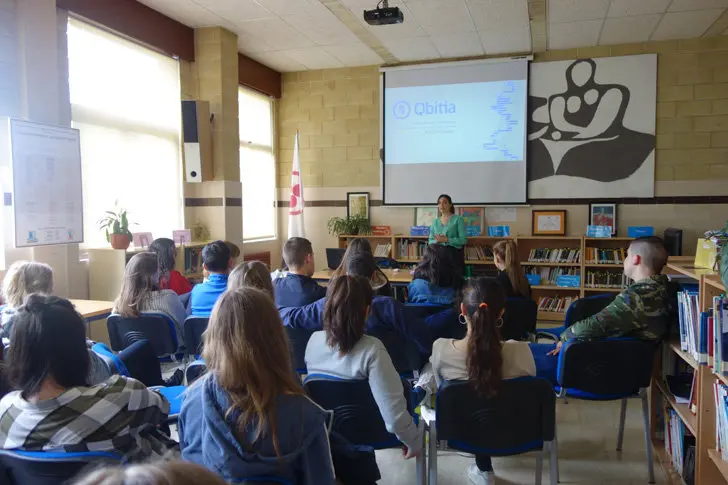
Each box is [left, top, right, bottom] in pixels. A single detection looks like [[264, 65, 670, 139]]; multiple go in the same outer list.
[[235, 18, 316, 50], [651, 9, 725, 40], [381, 36, 441, 61], [668, 0, 728, 12], [254, 0, 329, 16], [599, 14, 662, 45], [283, 11, 361, 46], [430, 32, 484, 57], [549, 0, 610, 24], [236, 30, 276, 54], [137, 0, 231, 28], [323, 43, 384, 66], [467, 0, 530, 31], [607, 0, 671, 17], [479, 25, 532, 54], [246, 51, 307, 72], [284, 47, 345, 70], [406, 0, 476, 35], [548, 19, 603, 49], [191, 0, 275, 24]]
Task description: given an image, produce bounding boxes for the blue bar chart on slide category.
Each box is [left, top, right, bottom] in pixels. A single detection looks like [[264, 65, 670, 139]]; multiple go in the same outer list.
[[384, 79, 527, 165]]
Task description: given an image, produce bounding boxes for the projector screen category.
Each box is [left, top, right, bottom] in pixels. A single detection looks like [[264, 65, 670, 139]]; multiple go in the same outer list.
[[382, 58, 529, 205]]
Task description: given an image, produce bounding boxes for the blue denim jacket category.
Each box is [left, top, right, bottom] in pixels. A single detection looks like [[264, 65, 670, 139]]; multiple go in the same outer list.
[[407, 279, 456, 306]]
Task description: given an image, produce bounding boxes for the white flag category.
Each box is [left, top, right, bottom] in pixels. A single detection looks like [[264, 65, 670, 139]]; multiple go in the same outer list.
[[288, 132, 305, 239]]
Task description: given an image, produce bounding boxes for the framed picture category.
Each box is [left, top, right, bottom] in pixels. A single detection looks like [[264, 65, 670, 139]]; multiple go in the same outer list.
[[456, 206, 485, 236], [347, 192, 369, 219], [532, 210, 566, 236], [414, 207, 438, 227], [589, 203, 617, 236]]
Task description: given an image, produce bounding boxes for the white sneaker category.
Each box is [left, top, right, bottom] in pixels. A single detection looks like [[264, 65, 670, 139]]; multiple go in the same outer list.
[[468, 463, 496, 485]]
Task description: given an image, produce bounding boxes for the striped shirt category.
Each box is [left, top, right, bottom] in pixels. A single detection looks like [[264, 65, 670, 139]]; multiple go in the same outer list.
[[0, 375, 172, 459]]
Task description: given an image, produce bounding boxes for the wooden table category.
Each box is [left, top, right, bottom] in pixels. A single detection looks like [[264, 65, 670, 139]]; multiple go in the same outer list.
[[70, 299, 113, 346], [313, 268, 414, 285]]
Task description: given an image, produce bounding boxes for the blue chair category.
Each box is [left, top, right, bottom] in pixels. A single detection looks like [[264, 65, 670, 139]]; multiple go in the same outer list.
[[285, 327, 314, 376], [183, 316, 209, 358], [91, 342, 130, 377], [366, 328, 422, 376], [150, 385, 186, 423], [502, 298, 538, 341], [404, 303, 452, 320], [185, 359, 207, 385], [303, 375, 425, 485], [556, 338, 656, 483], [423, 309, 466, 341], [536, 293, 616, 341], [0, 450, 122, 485], [106, 312, 184, 361], [429, 377, 557, 485]]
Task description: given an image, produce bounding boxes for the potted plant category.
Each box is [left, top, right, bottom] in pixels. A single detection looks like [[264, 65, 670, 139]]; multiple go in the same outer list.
[[327, 215, 372, 237], [98, 208, 133, 250]]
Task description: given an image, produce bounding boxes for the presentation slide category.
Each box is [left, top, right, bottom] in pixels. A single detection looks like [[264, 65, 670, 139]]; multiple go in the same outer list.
[[385, 80, 526, 165]]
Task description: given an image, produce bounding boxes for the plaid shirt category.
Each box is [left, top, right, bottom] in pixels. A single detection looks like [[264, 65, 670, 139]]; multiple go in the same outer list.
[[0, 375, 173, 459]]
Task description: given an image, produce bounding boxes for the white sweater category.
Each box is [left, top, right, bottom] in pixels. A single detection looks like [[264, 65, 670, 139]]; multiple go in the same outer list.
[[304, 332, 420, 452]]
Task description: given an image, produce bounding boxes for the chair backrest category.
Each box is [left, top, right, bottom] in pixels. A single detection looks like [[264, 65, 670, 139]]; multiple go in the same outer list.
[[423, 308, 466, 341], [304, 376, 413, 449], [106, 313, 179, 357], [557, 339, 657, 398], [90, 343, 130, 377], [285, 327, 314, 375], [501, 298, 538, 341], [404, 303, 452, 321], [365, 328, 421, 375], [564, 294, 615, 328], [185, 359, 208, 385], [436, 377, 555, 455], [183, 316, 209, 357], [0, 450, 122, 485]]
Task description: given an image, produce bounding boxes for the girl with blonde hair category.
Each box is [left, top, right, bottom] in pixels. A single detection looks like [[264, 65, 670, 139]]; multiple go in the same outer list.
[[492, 240, 531, 299], [228, 260, 274, 299]]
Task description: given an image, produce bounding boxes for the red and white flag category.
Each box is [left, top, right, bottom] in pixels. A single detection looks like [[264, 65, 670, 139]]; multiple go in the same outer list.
[[288, 132, 305, 238]]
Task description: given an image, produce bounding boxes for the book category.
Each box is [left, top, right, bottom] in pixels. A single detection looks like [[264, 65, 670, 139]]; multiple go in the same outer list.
[[526, 248, 581, 263], [536, 296, 577, 313]]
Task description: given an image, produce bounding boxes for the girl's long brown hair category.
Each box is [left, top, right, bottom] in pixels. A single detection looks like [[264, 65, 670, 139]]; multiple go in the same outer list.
[[493, 240, 530, 298], [331, 238, 373, 278], [463, 277, 506, 397], [202, 287, 303, 460], [323, 275, 373, 354], [113, 252, 159, 317], [228, 261, 274, 299]]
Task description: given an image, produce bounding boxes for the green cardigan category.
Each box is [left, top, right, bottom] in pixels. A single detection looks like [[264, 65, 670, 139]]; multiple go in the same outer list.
[[428, 214, 467, 249]]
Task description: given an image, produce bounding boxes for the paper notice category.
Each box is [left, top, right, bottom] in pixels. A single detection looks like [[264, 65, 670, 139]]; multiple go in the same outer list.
[[485, 207, 516, 223]]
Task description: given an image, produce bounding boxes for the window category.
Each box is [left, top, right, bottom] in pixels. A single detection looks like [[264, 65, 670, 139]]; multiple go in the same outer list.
[[239, 86, 276, 241], [67, 19, 183, 248]]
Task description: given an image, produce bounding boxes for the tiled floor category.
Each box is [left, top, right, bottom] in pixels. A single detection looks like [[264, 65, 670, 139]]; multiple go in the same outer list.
[[376, 398, 667, 484]]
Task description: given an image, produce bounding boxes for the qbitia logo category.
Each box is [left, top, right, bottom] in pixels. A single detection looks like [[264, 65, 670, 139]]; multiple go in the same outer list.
[[392, 101, 410, 120]]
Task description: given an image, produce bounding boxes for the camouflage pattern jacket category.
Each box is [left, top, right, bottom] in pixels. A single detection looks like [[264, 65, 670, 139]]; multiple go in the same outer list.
[[560, 274, 675, 342]]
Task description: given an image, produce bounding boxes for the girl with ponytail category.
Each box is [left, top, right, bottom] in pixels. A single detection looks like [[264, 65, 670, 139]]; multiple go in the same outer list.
[[426, 277, 535, 485], [493, 240, 531, 299]]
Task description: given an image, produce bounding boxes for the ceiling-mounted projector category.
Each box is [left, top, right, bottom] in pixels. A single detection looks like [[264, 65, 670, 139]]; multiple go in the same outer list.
[[364, 1, 404, 25]]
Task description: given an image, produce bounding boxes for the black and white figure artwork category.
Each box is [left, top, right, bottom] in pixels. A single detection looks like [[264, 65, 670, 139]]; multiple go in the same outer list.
[[527, 54, 657, 198]]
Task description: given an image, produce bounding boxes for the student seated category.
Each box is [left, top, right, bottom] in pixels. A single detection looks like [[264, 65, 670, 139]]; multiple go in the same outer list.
[[75, 461, 228, 485], [408, 244, 461, 305], [422, 277, 535, 485], [179, 287, 336, 485], [332, 237, 392, 296], [549, 236, 674, 356], [493, 240, 531, 299], [225, 240, 241, 266], [228, 260, 274, 298], [0, 295, 173, 459], [274, 237, 326, 308], [305, 275, 422, 460], [113, 252, 188, 342], [190, 240, 232, 317], [149, 238, 192, 296]]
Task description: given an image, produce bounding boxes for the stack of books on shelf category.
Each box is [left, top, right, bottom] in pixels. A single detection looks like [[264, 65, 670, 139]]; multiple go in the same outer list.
[[677, 284, 709, 365], [525, 267, 580, 285], [397, 239, 427, 259], [184, 247, 202, 276], [711, 295, 728, 378], [714, 380, 728, 463], [465, 245, 494, 262], [527, 248, 581, 263], [584, 270, 631, 289], [584, 247, 626, 264], [537, 296, 577, 313], [665, 407, 696, 483], [374, 243, 391, 258]]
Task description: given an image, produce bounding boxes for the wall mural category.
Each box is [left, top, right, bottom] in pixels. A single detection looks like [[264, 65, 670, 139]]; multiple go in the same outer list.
[[527, 54, 657, 198]]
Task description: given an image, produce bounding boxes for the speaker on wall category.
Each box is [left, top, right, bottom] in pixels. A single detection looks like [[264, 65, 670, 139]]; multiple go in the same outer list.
[[664, 228, 683, 256], [182, 100, 212, 183]]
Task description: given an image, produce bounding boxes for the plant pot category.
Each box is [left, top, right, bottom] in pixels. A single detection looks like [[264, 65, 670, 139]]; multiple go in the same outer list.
[[110, 233, 131, 250]]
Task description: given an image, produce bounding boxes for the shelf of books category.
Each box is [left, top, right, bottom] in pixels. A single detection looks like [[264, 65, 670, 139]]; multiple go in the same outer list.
[[338, 235, 395, 259], [583, 237, 631, 293]]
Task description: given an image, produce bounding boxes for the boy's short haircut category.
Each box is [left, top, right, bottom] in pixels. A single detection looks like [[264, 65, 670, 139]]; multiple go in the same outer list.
[[224, 241, 240, 259], [629, 236, 669, 273], [282, 237, 313, 268], [202, 240, 232, 273]]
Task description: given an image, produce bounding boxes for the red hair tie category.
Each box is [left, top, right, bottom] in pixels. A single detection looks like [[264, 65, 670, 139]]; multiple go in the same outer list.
[[479, 303, 488, 309]]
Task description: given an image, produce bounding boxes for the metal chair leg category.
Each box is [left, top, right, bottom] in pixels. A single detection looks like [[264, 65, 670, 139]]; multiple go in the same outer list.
[[617, 397, 628, 451], [555, 428, 560, 483], [535, 452, 543, 485], [548, 440, 558, 485], [416, 420, 425, 485], [428, 425, 438, 485], [640, 389, 655, 484]]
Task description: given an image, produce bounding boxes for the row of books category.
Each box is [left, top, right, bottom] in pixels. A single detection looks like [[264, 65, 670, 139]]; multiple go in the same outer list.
[[584, 247, 627, 264], [524, 267, 579, 285], [715, 381, 728, 463], [527, 248, 580, 263], [465, 245, 495, 262], [537, 296, 577, 313], [583, 270, 631, 289], [396, 240, 427, 259], [374, 243, 391, 258], [664, 407, 696, 482], [677, 285, 705, 364], [711, 295, 728, 377], [183, 247, 202, 276]]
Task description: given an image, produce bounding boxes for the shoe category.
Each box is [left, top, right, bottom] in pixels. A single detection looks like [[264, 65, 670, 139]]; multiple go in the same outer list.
[[164, 369, 184, 387], [468, 464, 495, 485]]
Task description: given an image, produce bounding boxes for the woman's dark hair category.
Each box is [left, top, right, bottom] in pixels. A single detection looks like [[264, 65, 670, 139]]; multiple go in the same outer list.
[[323, 275, 373, 355], [462, 277, 506, 397], [331, 237, 373, 278], [149, 238, 176, 280], [437, 194, 454, 214], [7, 294, 90, 398], [413, 244, 461, 289]]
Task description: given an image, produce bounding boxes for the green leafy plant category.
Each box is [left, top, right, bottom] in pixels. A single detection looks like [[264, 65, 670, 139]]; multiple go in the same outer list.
[[327, 215, 372, 236], [97, 208, 133, 243]]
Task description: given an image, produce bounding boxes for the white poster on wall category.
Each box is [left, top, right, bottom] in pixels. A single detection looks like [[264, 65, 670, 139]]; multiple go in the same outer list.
[[527, 54, 657, 198]]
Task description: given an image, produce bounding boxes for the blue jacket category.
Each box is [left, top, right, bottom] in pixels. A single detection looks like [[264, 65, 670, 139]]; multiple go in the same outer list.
[[274, 274, 327, 308], [407, 279, 456, 305], [280, 296, 433, 356], [179, 374, 336, 485], [190, 273, 228, 317]]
